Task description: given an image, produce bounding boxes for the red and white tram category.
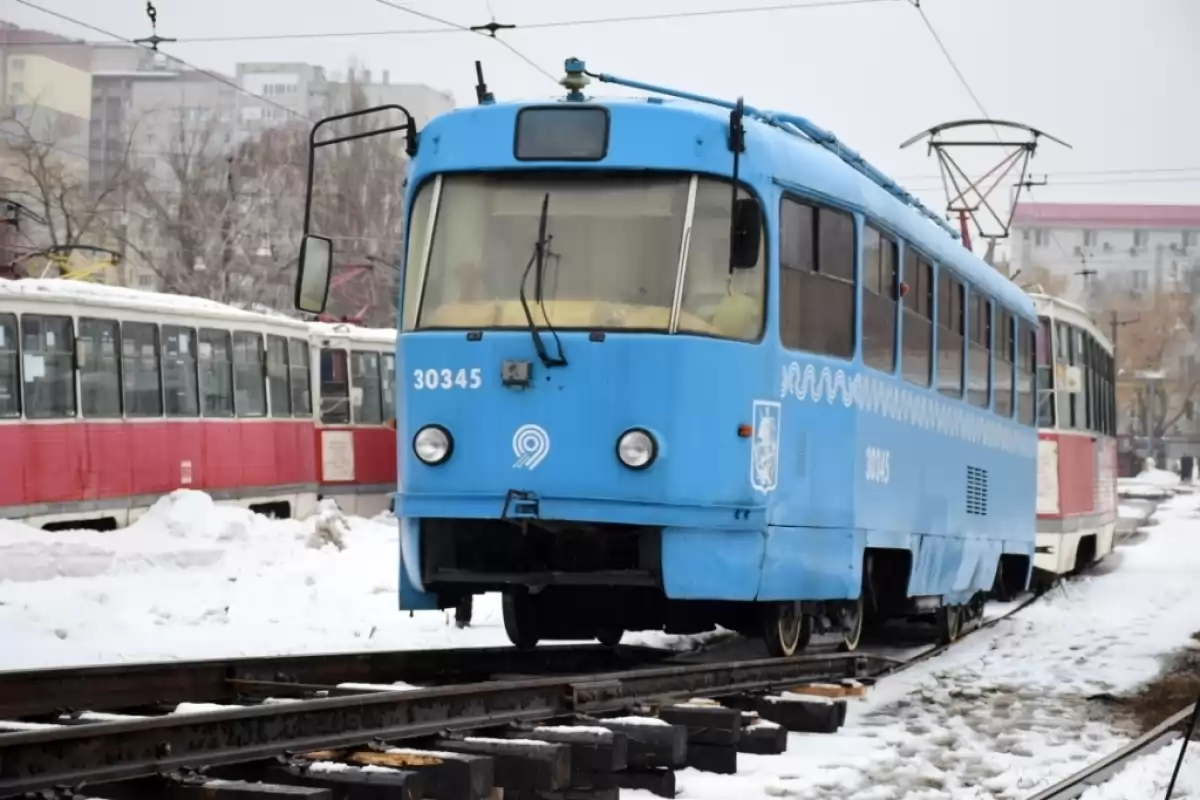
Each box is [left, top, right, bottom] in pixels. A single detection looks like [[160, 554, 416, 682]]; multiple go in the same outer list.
[[0, 279, 396, 530], [310, 321, 398, 517], [1029, 290, 1118, 583]]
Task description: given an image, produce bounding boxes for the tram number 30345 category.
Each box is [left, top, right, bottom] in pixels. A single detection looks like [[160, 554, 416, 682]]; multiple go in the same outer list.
[[865, 445, 891, 484], [412, 367, 483, 390]]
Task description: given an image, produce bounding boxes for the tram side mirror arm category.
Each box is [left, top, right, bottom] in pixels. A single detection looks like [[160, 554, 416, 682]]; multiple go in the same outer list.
[[729, 197, 762, 269], [295, 233, 334, 315]]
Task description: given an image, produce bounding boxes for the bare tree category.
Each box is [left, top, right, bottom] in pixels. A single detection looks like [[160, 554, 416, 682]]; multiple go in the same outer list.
[[117, 114, 303, 306], [1112, 290, 1198, 451], [0, 103, 135, 278]]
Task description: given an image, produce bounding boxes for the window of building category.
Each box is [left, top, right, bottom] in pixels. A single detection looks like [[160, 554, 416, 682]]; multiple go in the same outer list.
[[1083, 230, 1097, 247], [163, 325, 199, 417], [902, 249, 933, 387], [861, 224, 898, 373], [993, 309, 1014, 418], [21, 315, 75, 419], [232, 331, 266, 417], [778, 197, 855, 359], [289, 338, 312, 417], [1017, 319, 1036, 426], [78, 318, 122, 418], [199, 329, 234, 417], [1184, 231, 1198, 249], [1034, 229, 1050, 247], [967, 292, 992, 409], [0, 314, 20, 418], [1133, 230, 1148, 248], [937, 271, 964, 399], [121, 322, 163, 417], [351, 351, 383, 425], [320, 348, 350, 424], [266, 334, 291, 416]]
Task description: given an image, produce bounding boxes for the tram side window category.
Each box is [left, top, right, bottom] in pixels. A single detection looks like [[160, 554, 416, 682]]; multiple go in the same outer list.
[[778, 197, 855, 359], [198, 329, 234, 417], [121, 322, 163, 417], [1084, 335, 1097, 431], [937, 272, 964, 398], [993, 309, 1014, 418], [1037, 318, 1055, 427], [1017, 319, 1036, 426], [21, 314, 76, 419], [162, 326, 199, 417], [861, 224, 898, 373], [351, 351, 383, 425], [381, 354, 395, 423], [288, 338, 312, 417], [966, 292, 992, 409], [902, 250, 933, 388], [1106, 352, 1116, 434], [78, 318, 121, 418], [1055, 322, 1074, 428], [266, 335, 291, 417], [0, 314, 19, 418], [320, 348, 351, 425], [232, 332, 266, 417]]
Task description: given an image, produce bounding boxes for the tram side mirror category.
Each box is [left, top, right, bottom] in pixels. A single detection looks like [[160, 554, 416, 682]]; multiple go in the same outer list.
[[295, 234, 334, 315], [729, 198, 762, 269]]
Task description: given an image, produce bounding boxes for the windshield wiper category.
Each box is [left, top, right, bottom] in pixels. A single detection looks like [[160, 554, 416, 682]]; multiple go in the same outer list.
[[518, 192, 567, 369]]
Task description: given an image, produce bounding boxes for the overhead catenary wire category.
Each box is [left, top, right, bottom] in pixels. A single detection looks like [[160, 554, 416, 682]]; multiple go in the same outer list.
[[369, 0, 557, 85], [13, 0, 310, 123], [11, 0, 897, 45]]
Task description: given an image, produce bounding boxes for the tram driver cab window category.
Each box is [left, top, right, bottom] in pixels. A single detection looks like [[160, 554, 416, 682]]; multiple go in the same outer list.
[[320, 348, 351, 425], [677, 179, 765, 342]]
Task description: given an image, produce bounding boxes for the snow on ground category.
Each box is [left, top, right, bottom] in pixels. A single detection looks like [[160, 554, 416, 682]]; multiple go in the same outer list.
[[624, 491, 1200, 800], [1079, 737, 1200, 799], [0, 491, 530, 670], [4, 486, 1199, 797]]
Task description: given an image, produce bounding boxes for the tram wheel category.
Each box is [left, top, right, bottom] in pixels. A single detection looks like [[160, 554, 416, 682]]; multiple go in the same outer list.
[[838, 595, 865, 652], [936, 604, 963, 645], [596, 627, 624, 647], [502, 591, 541, 651], [763, 601, 811, 657]]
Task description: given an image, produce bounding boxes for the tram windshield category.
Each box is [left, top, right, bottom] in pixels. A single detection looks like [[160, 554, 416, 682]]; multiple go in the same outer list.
[[402, 173, 765, 342]]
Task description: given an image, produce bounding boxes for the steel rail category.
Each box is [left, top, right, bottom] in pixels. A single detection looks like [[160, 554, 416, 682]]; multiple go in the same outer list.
[[0, 651, 870, 797], [0, 643, 673, 719], [1024, 701, 1197, 800]]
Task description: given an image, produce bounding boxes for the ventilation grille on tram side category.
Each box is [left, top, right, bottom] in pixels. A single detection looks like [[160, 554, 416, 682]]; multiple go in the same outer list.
[[796, 431, 808, 478], [966, 466, 989, 516]]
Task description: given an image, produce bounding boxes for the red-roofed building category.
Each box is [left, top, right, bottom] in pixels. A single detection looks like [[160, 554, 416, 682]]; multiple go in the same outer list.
[[1010, 202, 1200, 307]]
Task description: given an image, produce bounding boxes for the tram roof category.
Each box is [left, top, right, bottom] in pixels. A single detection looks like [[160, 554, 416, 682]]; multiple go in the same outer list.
[[0, 279, 311, 331], [420, 95, 1036, 320]]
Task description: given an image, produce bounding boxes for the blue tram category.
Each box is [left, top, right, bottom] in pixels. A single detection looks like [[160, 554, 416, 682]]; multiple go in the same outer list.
[[293, 59, 1040, 654]]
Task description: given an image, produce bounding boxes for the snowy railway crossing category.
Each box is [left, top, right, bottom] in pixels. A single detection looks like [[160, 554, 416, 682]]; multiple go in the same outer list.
[[0, 473, 1196, 799]]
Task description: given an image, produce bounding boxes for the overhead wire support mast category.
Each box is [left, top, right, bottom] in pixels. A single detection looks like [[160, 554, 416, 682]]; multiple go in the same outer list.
[[570, 61, 959, 239]]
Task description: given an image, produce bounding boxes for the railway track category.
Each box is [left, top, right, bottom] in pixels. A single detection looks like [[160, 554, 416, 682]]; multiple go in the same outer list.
[[0, 590, 1051, 800], [0, 500, 1167, 800]]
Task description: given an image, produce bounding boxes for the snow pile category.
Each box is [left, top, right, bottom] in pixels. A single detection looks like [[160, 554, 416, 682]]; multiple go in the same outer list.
[[1120, 458, 1185, 500], [0, 490, 521, 669]]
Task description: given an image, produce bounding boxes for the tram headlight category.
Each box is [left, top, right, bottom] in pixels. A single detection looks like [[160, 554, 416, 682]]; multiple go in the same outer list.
[[616, 428, 657, 470], [413, 425, 453, 466]]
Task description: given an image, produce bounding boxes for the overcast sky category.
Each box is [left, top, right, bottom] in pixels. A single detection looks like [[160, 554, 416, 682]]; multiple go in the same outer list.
[[9, 0, 1200, 254]]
